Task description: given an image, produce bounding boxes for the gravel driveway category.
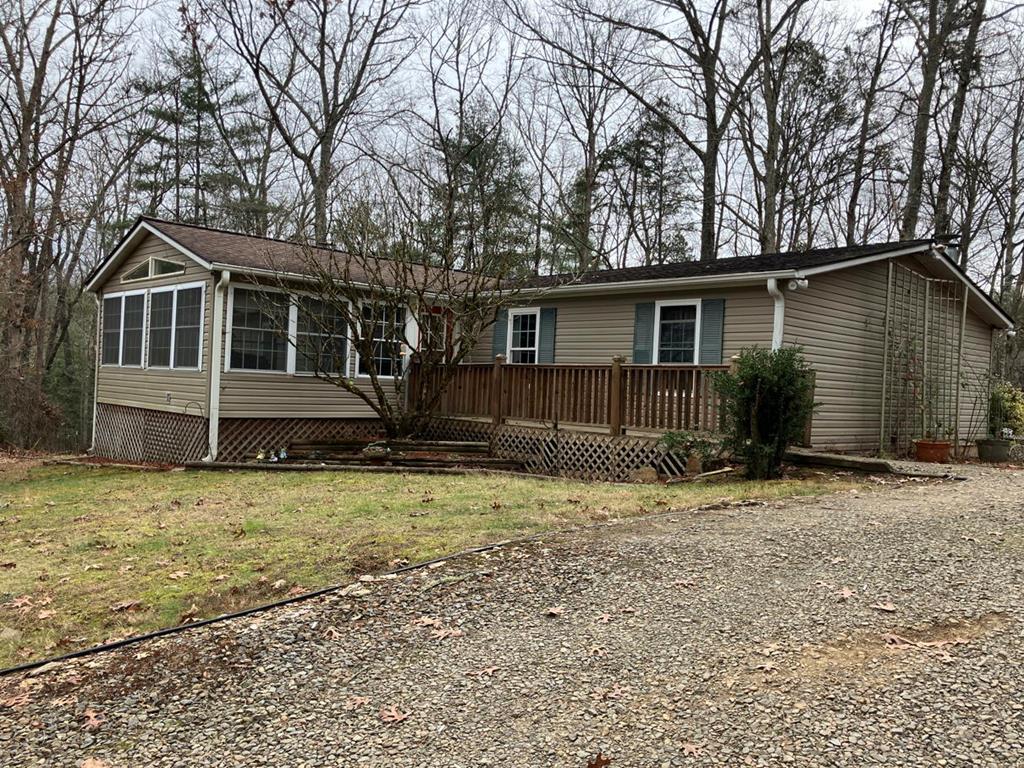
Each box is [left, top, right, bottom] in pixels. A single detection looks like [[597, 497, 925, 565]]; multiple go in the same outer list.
[[3, 467, 1023, 767]]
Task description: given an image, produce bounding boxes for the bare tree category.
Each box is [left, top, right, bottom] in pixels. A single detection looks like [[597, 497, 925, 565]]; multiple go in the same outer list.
[[0, 0, 144, 445], [202, 0, 417, 243]]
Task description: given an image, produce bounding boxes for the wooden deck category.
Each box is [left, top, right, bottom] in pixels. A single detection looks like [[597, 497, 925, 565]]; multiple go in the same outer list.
[[411, 356, 730, 435]]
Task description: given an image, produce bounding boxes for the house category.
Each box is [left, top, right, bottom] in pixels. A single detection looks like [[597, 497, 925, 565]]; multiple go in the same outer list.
[[85, 217, 1015, 468]]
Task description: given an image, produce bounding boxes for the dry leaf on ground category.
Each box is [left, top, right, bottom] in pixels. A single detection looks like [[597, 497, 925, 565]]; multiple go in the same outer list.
[[379, 705, 409, 724]]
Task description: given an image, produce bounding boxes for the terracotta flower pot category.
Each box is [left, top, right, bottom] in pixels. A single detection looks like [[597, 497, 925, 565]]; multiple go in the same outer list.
[[913, 439, 951, 463]]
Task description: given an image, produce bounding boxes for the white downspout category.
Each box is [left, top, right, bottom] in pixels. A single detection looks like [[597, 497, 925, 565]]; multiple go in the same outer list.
[[767, 278, 785, 350], [203, 270, 230, 462]]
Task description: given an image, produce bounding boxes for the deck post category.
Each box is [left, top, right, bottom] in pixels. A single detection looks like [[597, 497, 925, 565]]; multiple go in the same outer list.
[[491, 354, 506, 425], [609, 356, 625, 435]]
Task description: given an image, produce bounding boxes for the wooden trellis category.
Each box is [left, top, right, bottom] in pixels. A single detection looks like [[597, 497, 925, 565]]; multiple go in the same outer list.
[[425, 417, 686, 482], [94, 403, 207, 463], [880, 263, 968, 456], [217, 417, 384, 462]]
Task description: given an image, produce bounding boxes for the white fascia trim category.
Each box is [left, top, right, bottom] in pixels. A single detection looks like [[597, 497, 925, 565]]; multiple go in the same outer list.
[[793, 244, 934, 277], [86, 221, 213, 292], [796, 243, 1014, 330], [509, 270, 801, 298]]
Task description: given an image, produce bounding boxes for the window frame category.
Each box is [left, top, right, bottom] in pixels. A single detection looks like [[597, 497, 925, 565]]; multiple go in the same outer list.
[[225, 285, 351, 377], [354, 301, 412, 380], [99, 288, 148, 368], [653, 299, 702, 365], [506, 307, 541, 365], [147, 281, 206, 371], [119, 257, 187, 284], [293, 294, 350, 377]]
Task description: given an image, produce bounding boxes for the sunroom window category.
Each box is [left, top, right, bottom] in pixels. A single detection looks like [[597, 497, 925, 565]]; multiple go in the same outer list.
[[229, 288, 289, 372], [295, 296, 348, 374], [358, 304, 405, 377], [657, 303, 698, 364], [148, 285, 203, 369], [101, 293, 145, 366]]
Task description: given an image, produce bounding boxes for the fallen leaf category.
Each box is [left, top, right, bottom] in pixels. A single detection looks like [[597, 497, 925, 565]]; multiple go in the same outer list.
[[545, 605, 565, 617], [37, 609, 57, 620], [412, 616, 444, 628], [322, 626, 341, 640], [430, 627, 464, 640], [596, 613, 612, 624], [588, 753, 612, 768], [82, 708, 105, 731], [754, 661, 778, 673], [343, 695, 369, 710], [835, 587, 857, 601], [1, 692, 30, 709], [110, 600, 142, 613], [465, 665, 498, 678], [590, 645, 606, 657], [167, 570, 189, 581], [682, 743, 702, 757], [9, 595, 33, 610], [490, 500, 502, 510], [869, 601, 897, 613], [378, 704, 410, 724], [213, 574, 229, 582], [0, 562, 15, 569], [79, 758, 110, 768]]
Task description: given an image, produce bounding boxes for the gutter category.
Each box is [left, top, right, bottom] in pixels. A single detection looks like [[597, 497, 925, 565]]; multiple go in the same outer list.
[[202, 270, 230, 462]]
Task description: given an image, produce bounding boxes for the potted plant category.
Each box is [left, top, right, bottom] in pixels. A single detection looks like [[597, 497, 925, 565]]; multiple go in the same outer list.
[[914, 421, 952, 463], [976, 384, 1018, 462]]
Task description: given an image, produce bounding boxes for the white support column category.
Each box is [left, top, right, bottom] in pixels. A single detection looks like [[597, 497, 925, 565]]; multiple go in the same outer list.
[[203, 270, 230, 462]]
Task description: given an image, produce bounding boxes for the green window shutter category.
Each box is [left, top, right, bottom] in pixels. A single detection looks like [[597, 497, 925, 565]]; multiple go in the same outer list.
[[538, 308, 557, 363], [699, 298, 726, 364], [632, 302, 655, 364], [492, 308, 509, 358]]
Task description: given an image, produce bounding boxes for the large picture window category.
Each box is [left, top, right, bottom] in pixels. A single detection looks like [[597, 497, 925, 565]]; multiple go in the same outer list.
[[358, 304, 406, 377], [656, 302, 698, 364], [229, 288, 289, 372], [507, 309, 539, 364], [295, 296, 347, 374]]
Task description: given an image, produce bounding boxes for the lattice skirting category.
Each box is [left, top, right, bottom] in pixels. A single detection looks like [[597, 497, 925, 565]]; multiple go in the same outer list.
[[216, 417, 385, 462], [94, 403, 208, 464], [424, 418, 685, 482]]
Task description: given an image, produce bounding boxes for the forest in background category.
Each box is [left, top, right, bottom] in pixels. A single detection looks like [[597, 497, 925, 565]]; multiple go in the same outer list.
[[3, 0, 1024, 450]]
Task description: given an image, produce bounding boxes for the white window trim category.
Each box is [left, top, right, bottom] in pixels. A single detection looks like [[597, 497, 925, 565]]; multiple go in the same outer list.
[[120, 256, 187, 284], [506, 307, 541, 364], [148, 281, 206, 372], [354, 301, 413, 380], [653, 299, 702, 365], [225, 285, 351, 377], [100, 288, 148, 368]]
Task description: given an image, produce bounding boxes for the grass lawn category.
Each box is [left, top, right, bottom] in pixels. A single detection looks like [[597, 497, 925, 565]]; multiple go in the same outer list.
[[0, 461, 863, 667]]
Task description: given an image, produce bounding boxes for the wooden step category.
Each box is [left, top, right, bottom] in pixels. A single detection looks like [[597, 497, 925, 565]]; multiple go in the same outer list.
[[282, 456, 523, 470]]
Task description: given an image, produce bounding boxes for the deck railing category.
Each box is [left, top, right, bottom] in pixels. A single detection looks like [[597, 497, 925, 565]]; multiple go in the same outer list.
[[414, 356, 731, 435]]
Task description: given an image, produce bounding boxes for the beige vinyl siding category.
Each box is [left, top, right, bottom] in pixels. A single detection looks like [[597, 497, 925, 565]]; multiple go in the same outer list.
[[783, 258, 995, 452], [469, 286, 775, 364], [217, 284, 389, 418], [95, 233, 213, 414], [782, 260, 888, 451], [958, 311, 994, 441]]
